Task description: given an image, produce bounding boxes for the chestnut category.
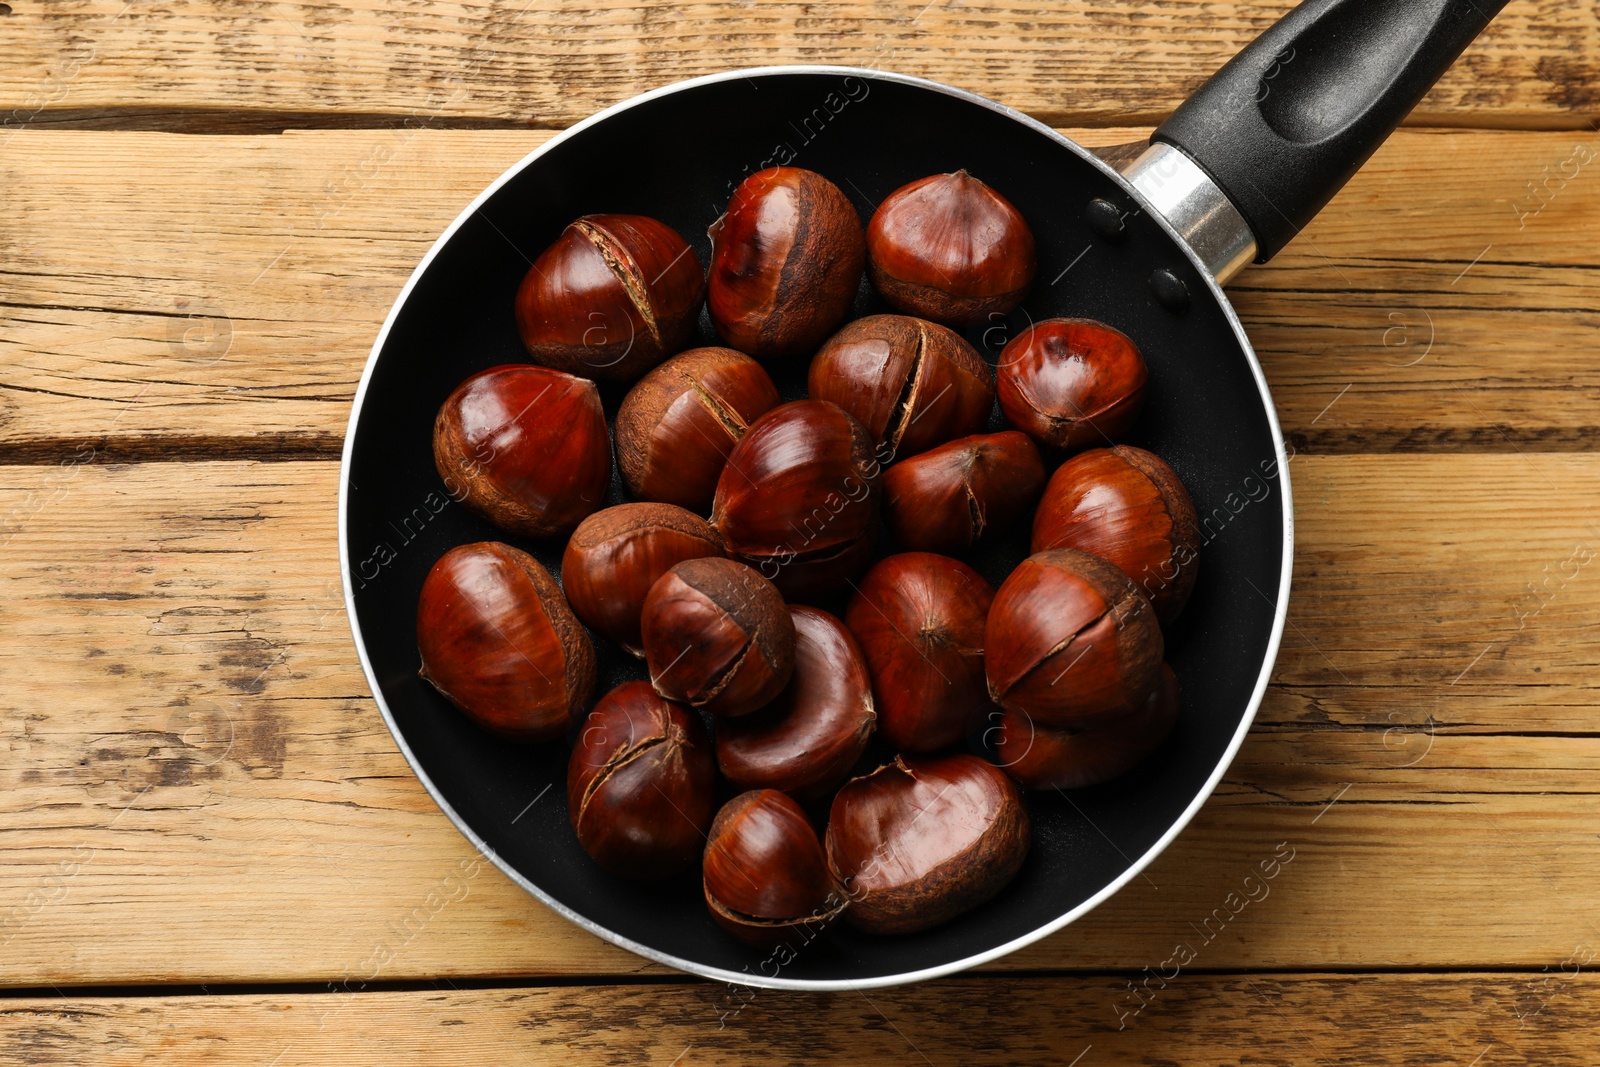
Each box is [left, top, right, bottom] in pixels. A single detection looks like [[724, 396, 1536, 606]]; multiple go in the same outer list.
[[640, 557, 795, 717], [1031, 445, 1201, 625], [416, 542, 595, 741], [865, 170, 1036, 328], [826, 753, 1029, 935], [995, 664, 1179, 790], [716, 606, 876, 800], [703, 789, 846, 948], [807, 314, 994, 459], [712, 400, 880, 600], [433, 363, 611, 539], [845, 553, 994, 753], [561, 503, 726, 656], [882, 431, 1046, 556], [985, 549, 1163, 728], [708, 167, 865, 360], [568, 681, 715, 879], [616, 347, 782, 512], [515, 213, 705, 383], [996, 318, 1148, 452]]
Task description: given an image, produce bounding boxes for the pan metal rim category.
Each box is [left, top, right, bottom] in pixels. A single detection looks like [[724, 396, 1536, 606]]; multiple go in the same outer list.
[[337, 64, 1295, 992]]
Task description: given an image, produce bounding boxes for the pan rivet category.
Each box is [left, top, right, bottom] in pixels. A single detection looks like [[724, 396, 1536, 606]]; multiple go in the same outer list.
[[1150, 269, 1190, 313], [1085, 199, 1127, 241]]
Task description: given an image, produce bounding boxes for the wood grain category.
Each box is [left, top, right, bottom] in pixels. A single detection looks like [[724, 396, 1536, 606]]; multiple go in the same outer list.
[[3, 455, 1600, 986], [1, 0, 1595, 130], [2, 973, 1595, 1065], [1, 126, 1598, 456]]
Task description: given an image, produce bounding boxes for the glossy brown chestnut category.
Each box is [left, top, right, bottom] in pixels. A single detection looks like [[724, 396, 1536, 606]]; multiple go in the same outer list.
[[807, 314, 994, 458], [995, 664, 1180, 790], [433, 364, 611, 539], [716, 606, 876, 800], [567, 681, 715, 879], [985, 549, 1163, 728], [1031, 445, 1201, 625], [865, 170, 1036, 328], [515, 214, 705, 383], [703, 789, 847, 948], [708, 167, 865, 360], [826, 753, 1029, 935], [845, 553, 994, 753], [996, 318, 1148, 452], [616, 347, 782, 511], [641, 557, 795, 717], [416, 542, 595, 741], [712, 400, 880, 600], [561, 503, 726, 656], [882, 431, 1046, 556]]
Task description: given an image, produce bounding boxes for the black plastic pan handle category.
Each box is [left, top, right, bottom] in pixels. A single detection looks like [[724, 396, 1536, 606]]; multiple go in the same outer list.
[[1153, 0, 1512, 262]]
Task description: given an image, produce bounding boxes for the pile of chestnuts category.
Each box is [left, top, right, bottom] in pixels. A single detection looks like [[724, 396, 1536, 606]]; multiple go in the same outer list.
[[414, 164, 1201, 949]]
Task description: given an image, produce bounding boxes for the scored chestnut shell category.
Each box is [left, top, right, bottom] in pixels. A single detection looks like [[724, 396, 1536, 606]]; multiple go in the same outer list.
[[416, 542, 595, 741], [716, 606, 876, 800], [996, 664, 1180, 791], [708, 167, 865, 360], [641, 557, 796, 717], [433, 364, 611, 539], [985, 548, 1164, 728], [845, 553, 994, 754], [616, 347, 782, 512], [882, 431, 1046, 556], [827, 753, 1030, 935], [712, 400, 880, 600], [568, 681, 715, 879], [807, 314, 994, 460], [1032, 445, 1201, 625], [997, 318, 1148, 452], [515, 213, 705, 383], [866, 170, 1036, 328], [703, 790, 847, 949], [561, 503, 726, 656]]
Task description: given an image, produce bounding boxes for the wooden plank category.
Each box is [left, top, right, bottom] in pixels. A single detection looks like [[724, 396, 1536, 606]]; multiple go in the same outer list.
[[2, 126, 1597, 457], [2, 454, 1600, 985], [1, 1, 1594, 130], [1, 974, 1593, 1065]]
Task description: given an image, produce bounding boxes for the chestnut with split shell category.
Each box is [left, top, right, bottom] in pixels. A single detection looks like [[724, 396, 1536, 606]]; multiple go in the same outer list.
[[882, 431, 1046, 556], [708, 167, 865, 361], [1031, 445, 1201, 625], [567, 681, 716, 879], [807, 314, 994, 460], [866, 170, 1036, 328], [616, 347, 782, 512], [561, 503, 726, 656], [712, 400, 880, 600], [845, 553, 994, 754], [716, 606, 876, 800], [826, 753, 1030, 935], [985, 548, 1164, 728], [515, 213, 705, 383], [996, 663, 1180, 790], [641, 556, 796, 718], [416, 541, 595, 742], [997, 318, 1148, 452], [433, 363, 611, 540], [703, 789, 846, 948]]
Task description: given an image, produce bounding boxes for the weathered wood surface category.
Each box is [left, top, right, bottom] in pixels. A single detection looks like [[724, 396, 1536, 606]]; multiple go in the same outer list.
[[3, 973, 1595, 1065], [2, 455, 1598, 986], [2, 0, 1595, 131], [1, 126, 1598, 458]]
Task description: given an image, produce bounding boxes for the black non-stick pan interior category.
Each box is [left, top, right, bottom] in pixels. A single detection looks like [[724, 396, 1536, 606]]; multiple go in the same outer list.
[[342, 70, 1288, 986]]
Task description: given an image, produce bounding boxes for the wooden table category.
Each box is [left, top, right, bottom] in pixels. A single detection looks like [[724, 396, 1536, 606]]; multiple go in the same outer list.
[[2, 1, 1598, 1062]]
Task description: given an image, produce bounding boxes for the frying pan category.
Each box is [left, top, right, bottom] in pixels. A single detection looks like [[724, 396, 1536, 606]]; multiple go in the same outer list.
[[340, 0, 1508, 989]]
